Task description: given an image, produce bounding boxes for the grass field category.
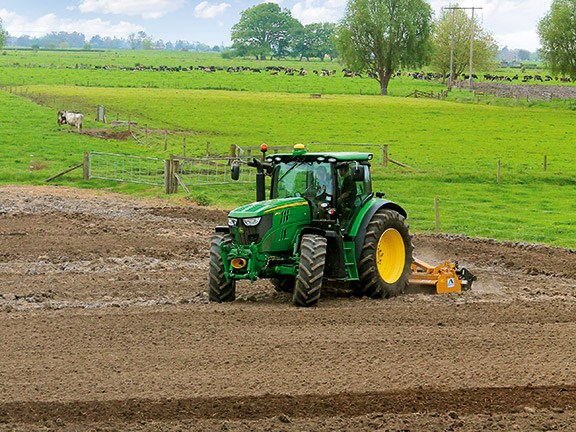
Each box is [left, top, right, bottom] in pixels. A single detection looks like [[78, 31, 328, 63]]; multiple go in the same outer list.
[[1, 50, 575, 249]]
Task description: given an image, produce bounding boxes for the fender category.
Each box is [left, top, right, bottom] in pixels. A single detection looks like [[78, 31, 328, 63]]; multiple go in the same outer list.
[[349, 198, 407, 262]]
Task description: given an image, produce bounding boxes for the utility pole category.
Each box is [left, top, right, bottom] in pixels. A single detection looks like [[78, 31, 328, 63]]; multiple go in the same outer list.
[[448, 7, 456, 91], [444, 6, 482, 92], [468, 7, 481, 91]]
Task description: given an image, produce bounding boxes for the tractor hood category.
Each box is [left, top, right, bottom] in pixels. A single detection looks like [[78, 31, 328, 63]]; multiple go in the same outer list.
[[229, 197, 309, 218]]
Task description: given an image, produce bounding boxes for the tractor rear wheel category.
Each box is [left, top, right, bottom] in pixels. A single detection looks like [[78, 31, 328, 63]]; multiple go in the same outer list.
[[293, 234, 327, 307], [358, 209, 413, 298], [208, 233, 236, 302]]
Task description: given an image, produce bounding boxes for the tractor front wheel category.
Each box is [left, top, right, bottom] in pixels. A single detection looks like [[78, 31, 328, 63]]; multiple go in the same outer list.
[[208, 233, 236, 302], [358, 209, 413, 298], [293, 234, 327, 307]]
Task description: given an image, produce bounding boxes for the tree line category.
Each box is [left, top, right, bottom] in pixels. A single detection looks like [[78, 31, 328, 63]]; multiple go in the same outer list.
[[0, 26, 221, 52]]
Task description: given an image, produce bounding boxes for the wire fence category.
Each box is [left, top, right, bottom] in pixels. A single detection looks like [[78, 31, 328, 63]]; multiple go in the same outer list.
[[87, 152, 255, 192], [89, 152, 166, 186], [172, 156, 255, 188]]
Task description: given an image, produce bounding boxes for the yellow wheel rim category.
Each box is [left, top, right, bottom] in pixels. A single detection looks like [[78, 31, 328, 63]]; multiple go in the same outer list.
[[376, 228, 405, 284]]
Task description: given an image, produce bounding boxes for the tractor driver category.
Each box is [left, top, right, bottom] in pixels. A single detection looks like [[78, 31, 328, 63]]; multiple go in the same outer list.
[[337, 162, 357, 221], [309, 165, 333, 218], [315, 165, 332, 199]]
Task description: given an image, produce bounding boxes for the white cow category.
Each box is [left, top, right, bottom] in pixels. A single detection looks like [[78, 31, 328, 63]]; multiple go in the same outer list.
[[57, 111, 84, 132]]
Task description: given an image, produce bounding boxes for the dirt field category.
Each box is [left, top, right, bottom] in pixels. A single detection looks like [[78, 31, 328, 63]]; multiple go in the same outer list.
[[1, 185, 575, 432]]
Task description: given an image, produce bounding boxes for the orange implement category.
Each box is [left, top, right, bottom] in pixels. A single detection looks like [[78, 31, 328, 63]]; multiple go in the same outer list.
[[409, 258, 476, 294]]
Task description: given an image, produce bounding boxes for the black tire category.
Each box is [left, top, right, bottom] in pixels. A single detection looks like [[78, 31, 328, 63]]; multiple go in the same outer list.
[[358, 209, 413, 298], [293, 234, 327, 307], [208, 233, 236, 302], [271, 276, 295, 293]]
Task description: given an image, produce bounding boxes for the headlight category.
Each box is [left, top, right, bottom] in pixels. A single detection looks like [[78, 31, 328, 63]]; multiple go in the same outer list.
[[228, 218, 237, 226], [243, 217, 261, 227]]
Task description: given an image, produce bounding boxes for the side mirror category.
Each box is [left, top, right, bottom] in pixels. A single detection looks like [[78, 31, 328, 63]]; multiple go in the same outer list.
[[352, 165, 365, 182], [231, 163, 240, 181]]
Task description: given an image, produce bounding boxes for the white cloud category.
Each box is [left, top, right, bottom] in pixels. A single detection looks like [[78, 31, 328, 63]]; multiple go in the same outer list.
[[291, 0, 346, 25], [0, 9, 144, 38], [428, 0, 550, 50], [194, 1, 231, 19], [77, 0, 185, 19], [494, 30, 542, 52]]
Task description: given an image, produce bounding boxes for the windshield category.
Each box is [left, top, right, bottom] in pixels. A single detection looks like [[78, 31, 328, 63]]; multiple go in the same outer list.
[[271, 162, 334, 200]]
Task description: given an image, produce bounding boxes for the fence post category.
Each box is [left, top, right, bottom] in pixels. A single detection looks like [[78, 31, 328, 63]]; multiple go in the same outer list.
[[230, 144, 237, 158], [83, 151, 90, 180], [497, 160, 501, 183], [183, 137, 187, 158], [164, 131, 168, 151], [206, 142, 210, 157], [171, 159, 179, 194], [543, 155, 547, 172], [382, 145, 388, 167], [434, 197, 441, 234], [164, 159, 172, 194]]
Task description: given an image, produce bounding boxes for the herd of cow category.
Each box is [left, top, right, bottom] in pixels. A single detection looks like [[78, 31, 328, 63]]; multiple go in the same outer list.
[[410, 71, 573, 83], [89, 63, 575, 83], [95, 63, 341, 77]]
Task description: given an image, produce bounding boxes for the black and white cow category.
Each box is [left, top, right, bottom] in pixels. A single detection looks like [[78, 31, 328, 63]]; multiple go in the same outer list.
[[57, 111, 84, 132]]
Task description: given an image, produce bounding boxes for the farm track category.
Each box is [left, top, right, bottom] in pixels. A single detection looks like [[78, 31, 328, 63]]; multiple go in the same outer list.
[[1, 185, 575, 431]]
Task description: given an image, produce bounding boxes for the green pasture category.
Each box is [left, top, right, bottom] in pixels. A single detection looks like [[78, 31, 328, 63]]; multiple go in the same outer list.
[[1, 50, 575, 249], [0, 50, 444, 96], [2, 50, 574, 97], [1, 79, 575, 249]]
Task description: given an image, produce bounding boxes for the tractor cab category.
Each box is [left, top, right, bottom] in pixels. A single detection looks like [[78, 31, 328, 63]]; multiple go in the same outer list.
[[264, 145, 373, 228]]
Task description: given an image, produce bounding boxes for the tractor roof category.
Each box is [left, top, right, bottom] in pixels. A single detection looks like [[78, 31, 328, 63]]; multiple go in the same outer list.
[[267, 151, 373, 164]]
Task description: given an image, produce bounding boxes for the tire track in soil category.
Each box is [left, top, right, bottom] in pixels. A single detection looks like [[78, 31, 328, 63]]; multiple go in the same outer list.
[[2, 385, 574, 424]]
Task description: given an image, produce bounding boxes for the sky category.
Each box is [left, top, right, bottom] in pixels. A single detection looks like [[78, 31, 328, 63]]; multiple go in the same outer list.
[[0, 0, 552, 51]]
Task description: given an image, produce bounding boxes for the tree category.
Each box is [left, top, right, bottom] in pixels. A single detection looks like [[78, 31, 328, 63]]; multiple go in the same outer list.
[[89, 35, 105, 49], [517, 49, 531, 61], [430, 5, 498, 82], [0, 18, 6, 49], [336, 0, 433, 95], [128, 31, 150, 50], [315, 23, 338, 61], [293, 25, 315, 61], [538, 0, 576, 79], [231, 3, 301, 60], [294, 23, 337, 61]]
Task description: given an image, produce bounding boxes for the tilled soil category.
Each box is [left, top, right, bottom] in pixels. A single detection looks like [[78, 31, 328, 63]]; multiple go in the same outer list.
[[0, 185, 575, 431]]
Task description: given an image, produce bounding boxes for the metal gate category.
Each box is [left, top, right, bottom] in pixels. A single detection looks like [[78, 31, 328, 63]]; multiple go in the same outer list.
[[171, 155, 255, 187], [89, 152, 166, 186]]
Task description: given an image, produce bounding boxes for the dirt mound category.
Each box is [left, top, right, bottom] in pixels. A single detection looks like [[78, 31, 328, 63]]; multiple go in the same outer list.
[[0, 185, 575, 432], [81, 128, 132, 140]]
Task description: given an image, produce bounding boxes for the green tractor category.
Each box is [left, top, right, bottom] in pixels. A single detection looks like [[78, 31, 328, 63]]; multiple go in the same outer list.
[[209, 144, 414, 307]]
